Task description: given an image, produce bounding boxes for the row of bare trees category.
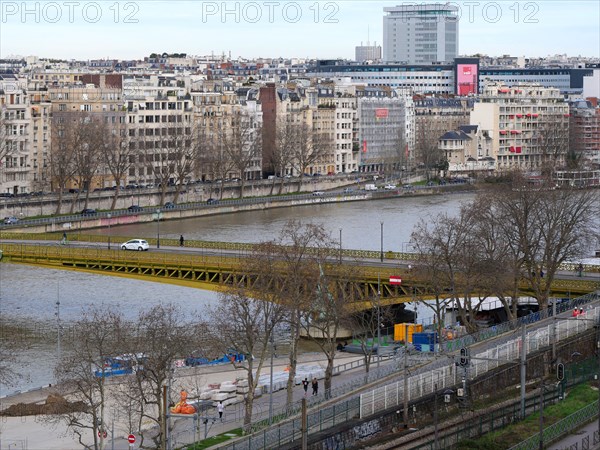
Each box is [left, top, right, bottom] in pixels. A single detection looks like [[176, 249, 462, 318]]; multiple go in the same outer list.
[[410, 172, 598, 334], [47, 110, 333, 212], [51, 221, 385, 448]]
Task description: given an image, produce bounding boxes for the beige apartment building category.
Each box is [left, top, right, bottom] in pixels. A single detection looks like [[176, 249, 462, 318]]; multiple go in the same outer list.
[[470, 83, 569, 172], [0, 76, 33, 196], [49, 84, 125, 191], [191, 81, 263, 182]]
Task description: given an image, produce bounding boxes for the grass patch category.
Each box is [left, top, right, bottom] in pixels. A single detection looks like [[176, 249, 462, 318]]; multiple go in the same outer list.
[[457, 383, 597, 450], [184, 428, 244, 450]]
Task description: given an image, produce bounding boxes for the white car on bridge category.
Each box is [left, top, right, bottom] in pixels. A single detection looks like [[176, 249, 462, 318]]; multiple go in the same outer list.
[[121, 239, 149, 251]]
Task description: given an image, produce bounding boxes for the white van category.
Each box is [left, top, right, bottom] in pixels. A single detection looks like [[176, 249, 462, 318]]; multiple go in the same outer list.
[[364, 184, 377, 191]]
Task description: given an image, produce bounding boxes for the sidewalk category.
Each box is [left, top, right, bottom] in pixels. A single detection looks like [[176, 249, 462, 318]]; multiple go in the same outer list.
[[548, 421, 600, 450], [0, 351, 368, 450]]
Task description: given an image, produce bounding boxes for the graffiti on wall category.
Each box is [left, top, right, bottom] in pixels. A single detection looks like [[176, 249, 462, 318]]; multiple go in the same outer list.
[[353, 419, 381, 440]]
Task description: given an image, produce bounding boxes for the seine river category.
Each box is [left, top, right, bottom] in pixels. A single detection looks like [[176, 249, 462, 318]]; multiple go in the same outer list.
[[2, 192, 477, 393]]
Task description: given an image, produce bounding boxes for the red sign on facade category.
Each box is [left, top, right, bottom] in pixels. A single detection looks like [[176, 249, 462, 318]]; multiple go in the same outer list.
[[375, 108, 389, 119]]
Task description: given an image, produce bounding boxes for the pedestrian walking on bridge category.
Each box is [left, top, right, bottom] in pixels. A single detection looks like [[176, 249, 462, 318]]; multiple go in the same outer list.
[[180, 235, 185, 247]]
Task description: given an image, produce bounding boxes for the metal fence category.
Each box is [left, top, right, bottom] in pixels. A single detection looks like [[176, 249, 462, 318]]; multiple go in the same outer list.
[[359, 303, 600, 419], [509, 402, 599, 450], [444, 291, 600, 353], [412, 389, 561, 450], [217, 397, 360, 450]]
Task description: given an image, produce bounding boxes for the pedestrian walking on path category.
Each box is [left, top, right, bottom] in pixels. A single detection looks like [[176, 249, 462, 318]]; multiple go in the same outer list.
[[60, 232, 67, 245], [217, 401, 224, 421], [577, 263, 584, 277], [312, 378, 319, 396], [302, 378, 309, 396], [180, 235, 185, 247]]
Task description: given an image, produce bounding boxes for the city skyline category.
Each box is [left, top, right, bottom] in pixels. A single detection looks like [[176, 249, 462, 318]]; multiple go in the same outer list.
[[1, 1, 599, 61]]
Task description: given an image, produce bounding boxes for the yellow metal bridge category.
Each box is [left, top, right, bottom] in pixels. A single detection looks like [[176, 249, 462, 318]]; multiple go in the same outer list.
[[0, 237, 597, 308]]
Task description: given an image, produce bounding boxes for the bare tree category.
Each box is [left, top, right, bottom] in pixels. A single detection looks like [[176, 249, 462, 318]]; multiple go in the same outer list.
[[466, 196, 522, 322], [410, 211, 485, 333], [261, 221, 331, 406], [203, 129, 236, 200], [220, 111, 262, 198], [208, 288, 284, 431], [534, 114, 570, 175], [0, 320, 29, 388], [142, 127, 180, 206], [71, 113, 105, 211], [101, 122, 133, 210], [414, 121, 445, 180], [290, 123, 333, 192], [169, 123, 197, 204], [49, 308, 127, 450], [124, 305, 197, 450], [486, 174, 598, 310], [300, 260, 354, 397], [270, 120, 297, 195], [50, 112, 78, 214], [345, 301, 394, 378]]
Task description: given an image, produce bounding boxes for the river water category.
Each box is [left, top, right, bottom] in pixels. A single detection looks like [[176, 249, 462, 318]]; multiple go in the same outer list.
[[2, 193, 477, 393]]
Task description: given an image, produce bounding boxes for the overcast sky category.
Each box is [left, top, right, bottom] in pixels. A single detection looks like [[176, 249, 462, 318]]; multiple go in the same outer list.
[[1, 1, 598, 60]]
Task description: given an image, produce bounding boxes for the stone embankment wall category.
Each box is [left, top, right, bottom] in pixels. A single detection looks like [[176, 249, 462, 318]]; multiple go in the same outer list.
[[0, 177, 365, 219]]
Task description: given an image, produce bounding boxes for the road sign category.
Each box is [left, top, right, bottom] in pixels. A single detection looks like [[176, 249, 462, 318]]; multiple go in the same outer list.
[[389, 276, 402, 285], [128, 434, 136, 444], [98, 430, 107, 438]]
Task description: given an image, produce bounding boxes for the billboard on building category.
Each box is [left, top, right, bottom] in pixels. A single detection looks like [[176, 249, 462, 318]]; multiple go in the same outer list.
[[375, 108, 389, 119], [455, 58, 480, 96]]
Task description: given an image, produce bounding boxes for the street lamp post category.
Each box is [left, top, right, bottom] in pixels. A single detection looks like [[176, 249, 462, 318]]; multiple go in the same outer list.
[[156, 209, 161, 249], [380, 222, 384, 262], [55, 284, 61, 362], [339, 228, 342, 264], [269, 334, 275, 425], [377, 273, 381, 368], [107, 213, 112, 250]]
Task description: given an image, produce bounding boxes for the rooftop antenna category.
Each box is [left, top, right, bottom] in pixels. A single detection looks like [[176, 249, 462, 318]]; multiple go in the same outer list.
[[367, 26, 370, 46]]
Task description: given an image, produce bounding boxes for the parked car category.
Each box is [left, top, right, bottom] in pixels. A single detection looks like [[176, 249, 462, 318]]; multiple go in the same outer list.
[[81, 208, 97, 216], [312, 191, 325, 196], [163, 202, 176, 209], [384, 184, 397, 190], [3, 216, 19, 225], [343, 188, 354, 194], [121, 239, 149, 251], [206, 198, 218, 205], [127, 205, 143, 212]]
